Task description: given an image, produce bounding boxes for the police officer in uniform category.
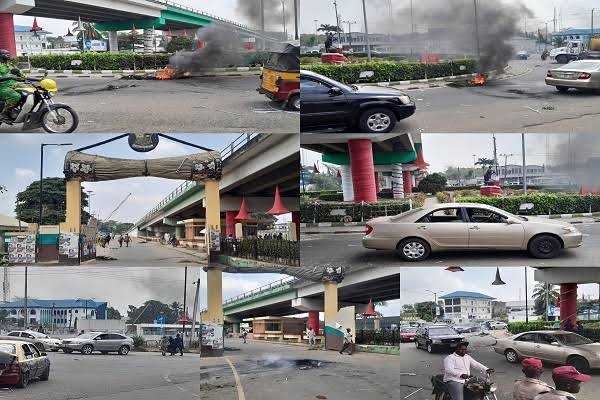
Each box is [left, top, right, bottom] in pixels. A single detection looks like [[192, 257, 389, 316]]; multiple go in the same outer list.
[[513, 358, 553, 400], [534, 366, 591, 400]]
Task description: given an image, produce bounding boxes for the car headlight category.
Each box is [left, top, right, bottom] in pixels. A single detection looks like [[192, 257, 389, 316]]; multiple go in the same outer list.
[[398, 95, 411, 105], [563, 226, 579, 233], [431, 339, 441, 344]]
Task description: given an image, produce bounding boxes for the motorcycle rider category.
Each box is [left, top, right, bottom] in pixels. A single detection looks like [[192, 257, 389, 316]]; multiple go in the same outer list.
[[533, 366, 590, 400], [443, 342, 494, 400], [0, 49, 24, 117], [513, 358, 554, 400]]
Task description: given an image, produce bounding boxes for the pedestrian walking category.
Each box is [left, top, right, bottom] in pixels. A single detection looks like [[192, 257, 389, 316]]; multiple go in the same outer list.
[[175, 333, 184, 356], [307, 326, 316, 349], [124, 233, 130, 247], [534, 366, 591, 400], [118, 234, 123, 248], [241, 328, 248, 344], [513, 358, 554, 400], [339, 328, 354, 355]]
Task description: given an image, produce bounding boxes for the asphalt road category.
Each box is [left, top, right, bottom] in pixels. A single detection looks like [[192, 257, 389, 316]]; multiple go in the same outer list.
[[300, 221, 600, 268], [93, 240, 206, 267], [1, 339, 401, 400], [0, 75, 299, 134], [400, 334, 600, 400]]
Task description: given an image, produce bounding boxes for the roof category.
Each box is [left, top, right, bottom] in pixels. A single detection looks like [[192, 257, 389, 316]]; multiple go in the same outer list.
[[0, 214, 27, 229], [440, 291, 495, 300], [14, 25, 51, 34], [0, 299, 106, 309]]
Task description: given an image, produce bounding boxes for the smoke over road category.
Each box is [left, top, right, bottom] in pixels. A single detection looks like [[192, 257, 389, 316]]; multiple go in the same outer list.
[[550, 134, 600, 189], [385, 0, 532, 71], [236, 0, 292, 30]]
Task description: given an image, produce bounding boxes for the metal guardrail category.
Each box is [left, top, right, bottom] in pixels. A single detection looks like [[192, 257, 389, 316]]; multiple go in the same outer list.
[[147, 0, 283, 40], [134, 133, 262, 227]]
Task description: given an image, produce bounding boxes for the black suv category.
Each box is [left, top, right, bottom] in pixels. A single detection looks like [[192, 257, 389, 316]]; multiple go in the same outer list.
[[300, 70, 416, 133], [415, 325, 464, 353]]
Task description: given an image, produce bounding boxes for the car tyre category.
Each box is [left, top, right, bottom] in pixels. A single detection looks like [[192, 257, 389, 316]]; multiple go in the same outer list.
[[288, 94, 300, 111], [505, 349, 519, 363], [81, 344, 94, 355], [528, 234, 562, 259], [118, 345, 130, 356], [567, 356, 590, 373], [358, 108, 396, 133], [397, 238, 431, 261], [415, 340, 421, 350], [17, 371, 29, 388], [427, 343, 435, 353], [556, 86, 569, 93], [39, 366, 50, 381]]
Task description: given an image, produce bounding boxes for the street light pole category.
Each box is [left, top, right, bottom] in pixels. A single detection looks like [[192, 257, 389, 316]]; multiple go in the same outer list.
[[473, 0, 480, 59], [410, 0, 415, 58], [361, 0, 372, 61], [521, 133, 527, 193], [293, 0, 299, 40], [333, 0, 341, 43], [182, 266, 188, 347], [280, 0, 287, 39], [524, 267, 529, 323], [591, 9, 595, 49]]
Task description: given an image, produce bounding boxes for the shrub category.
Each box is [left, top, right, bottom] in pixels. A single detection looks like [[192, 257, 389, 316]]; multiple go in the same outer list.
[[417, 173, 447, 194], [300, 198, 416, 223], [132, 335, 146, 348], [318, 192, 344, 201], [19, 52, 171, 70], [508, 321, 552, 334], [165, 36, 195, 53], [302, 59, 476, 84], [457, 193, 600, 215]]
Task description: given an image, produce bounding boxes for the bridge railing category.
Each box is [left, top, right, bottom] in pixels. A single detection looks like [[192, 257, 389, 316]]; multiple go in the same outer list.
[[134, 132, 263, 227]]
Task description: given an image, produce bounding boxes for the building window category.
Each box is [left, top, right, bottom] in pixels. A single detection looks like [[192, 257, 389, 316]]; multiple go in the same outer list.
[[453, 306, 461, 312], [265, 321, 281, 331]]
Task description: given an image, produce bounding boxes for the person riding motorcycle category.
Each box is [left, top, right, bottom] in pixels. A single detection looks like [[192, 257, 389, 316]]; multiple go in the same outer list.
[[0, 49, 24, 117], [513, 358, 554, 400], [443, 342, 494, 400]]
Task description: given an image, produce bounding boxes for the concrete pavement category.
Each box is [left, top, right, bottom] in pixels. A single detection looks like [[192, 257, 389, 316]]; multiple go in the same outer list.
[[1, 339, 401, 400], [300, 221, 600, 268], [0, 76, 299, 134], [93, 240, 206, 267], [400, 334, 600, 400]]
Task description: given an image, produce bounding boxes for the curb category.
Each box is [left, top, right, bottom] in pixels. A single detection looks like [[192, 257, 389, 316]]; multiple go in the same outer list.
[[372, 66, 508, 87], [538, 212, 600, 220], [21, 66, 262, 79]]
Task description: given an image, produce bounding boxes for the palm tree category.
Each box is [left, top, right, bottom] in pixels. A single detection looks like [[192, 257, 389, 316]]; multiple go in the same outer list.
[[474, 157, 495, 168], [317, 24, 341, 34], [532, 283, 559, 317]]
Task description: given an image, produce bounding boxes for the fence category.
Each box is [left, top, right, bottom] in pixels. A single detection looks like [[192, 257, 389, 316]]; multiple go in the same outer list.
[[355, 329, 400, 347], [220, 236, 300, 267], [300, 199, 413, 223]]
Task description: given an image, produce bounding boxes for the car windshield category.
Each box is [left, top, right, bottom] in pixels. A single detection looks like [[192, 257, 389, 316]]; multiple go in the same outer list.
[[0, 344, 16, 354], [429, 327, 458, 335], [554, 333, 593, 346]]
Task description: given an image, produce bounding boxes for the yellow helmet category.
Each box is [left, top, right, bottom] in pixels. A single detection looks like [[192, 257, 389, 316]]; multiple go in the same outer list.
[[39, 78, 58, 93]]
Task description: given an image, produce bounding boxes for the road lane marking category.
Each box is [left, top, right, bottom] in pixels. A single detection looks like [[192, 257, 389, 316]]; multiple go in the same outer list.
[[225, 356, 246, 400]]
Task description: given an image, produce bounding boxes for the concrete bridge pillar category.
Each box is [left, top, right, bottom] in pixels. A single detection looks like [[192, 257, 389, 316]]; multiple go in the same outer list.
[[235, 222, 243, 239], [0, 13, 16, 57], [403, 170, 413, 195], [308, 310, 320, 332], [60, 179, 82, 234], [225, 211, 236, 238], [323, 282, 338, 330], [175, 225, 184, 239], [392, 163, 404, 199], [339, 164, 354, 202], [348, 139, 377, 203], [108, 31, 119, 52], [560, 283, 578, 329], [143, 28, 154, 53]]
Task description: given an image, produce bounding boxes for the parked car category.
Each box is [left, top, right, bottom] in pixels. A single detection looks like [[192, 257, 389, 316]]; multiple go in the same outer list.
[[300, 70, 416, 133], [486, 321, 508, 330], [516, 50, 530, 60], [545, 60, 600, 92], [7, 331, 62, 352], [0, 339, 50, 388], [415, 325, 463, 353], [454, 323, 480, 334], [493, 330, 600, 372], [61, 332, 133, 355], [362, 203, 583, 261], [400, 327, 418, 342]]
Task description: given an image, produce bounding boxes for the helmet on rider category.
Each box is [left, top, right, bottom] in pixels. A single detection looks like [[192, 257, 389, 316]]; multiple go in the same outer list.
[[0, 49, 12, 63]]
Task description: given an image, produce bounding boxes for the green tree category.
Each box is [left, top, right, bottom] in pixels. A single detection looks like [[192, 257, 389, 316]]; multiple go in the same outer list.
[[98, 220, 134, 235], [414, 301, 438, 322], [0, 309, 8, 323], [474, 157, 495, 168], [166, 36, 195, 53], [127, 300, 179, 324], [15, 177, 90, 225], [533, 283, 559, 317], [118, 31, 142, 51], [106, 307, 122, 320], [312, 173, 341, 191], [417, 173, 447, 194], [317, 24, 342, 34]]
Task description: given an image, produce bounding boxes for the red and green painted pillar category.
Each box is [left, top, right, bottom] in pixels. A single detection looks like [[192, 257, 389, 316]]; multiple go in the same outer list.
[[0, 13, 16, 57], [559, 283, 578, 329]]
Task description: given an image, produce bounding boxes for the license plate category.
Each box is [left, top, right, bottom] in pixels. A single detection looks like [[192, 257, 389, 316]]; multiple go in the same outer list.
[[555, 72, 576, 79]]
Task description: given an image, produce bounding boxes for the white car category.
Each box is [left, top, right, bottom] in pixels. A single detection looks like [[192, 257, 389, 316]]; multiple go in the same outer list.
[[7, 330, 62, 351], [488, 321, 508, 330]]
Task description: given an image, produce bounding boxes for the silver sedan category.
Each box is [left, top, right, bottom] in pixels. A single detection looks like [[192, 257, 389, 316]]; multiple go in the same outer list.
[[545, 60, 600, 92]]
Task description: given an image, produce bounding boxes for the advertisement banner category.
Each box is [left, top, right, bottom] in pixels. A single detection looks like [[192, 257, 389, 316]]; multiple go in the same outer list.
[[84, 39, 107, 52], [201, 323, 223, 351], [58, 233, 79, 259], [7, 235, 36, 264]]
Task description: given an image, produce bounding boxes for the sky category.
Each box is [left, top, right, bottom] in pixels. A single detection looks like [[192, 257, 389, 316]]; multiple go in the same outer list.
[[13, 0, 294, 36], [301, 133, 595, 174], [300, 0, 600, 35], [400, 267, 600, 306], [0, 133, 241, 223]]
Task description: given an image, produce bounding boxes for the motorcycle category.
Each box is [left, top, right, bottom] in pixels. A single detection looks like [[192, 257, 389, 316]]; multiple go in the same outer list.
[[432, 371, 498, 400], [0, 75, 79, 133]]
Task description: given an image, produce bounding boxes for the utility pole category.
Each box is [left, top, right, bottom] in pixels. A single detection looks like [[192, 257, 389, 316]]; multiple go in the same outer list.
[[499, 153, 514, 184], [410, 0, 414, 58], [521, 133, 527, 193], [361, 0, 372, 61], [259, 0, 265, 50], [553, 7, 557, 33], [280, 0, 287, 39], [525, 267, 529, 323], [293, 0, 299, 40], [333, 0, 341, 43], [190, 278, 201, 347], [182, 266, 188, 347], [2, 267, 9, 302], [492, 134, 499, 177], [592, 9, 596, 48], [342, 20, 357, 48]]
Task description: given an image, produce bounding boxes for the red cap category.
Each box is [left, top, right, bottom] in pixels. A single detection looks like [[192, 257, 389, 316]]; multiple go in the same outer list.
[[521, 358, 543, 369], [552, 366, 591, 382]]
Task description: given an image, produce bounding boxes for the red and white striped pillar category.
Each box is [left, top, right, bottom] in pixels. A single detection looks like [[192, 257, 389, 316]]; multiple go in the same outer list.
[[348, 139, 377, 203]]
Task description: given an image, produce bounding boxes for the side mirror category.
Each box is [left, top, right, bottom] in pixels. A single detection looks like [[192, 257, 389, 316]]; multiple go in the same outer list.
[[329, 87, 343, 96]]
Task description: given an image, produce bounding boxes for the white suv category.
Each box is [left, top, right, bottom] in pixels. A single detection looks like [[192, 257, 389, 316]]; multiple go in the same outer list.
[[7, 330, 62, 351]]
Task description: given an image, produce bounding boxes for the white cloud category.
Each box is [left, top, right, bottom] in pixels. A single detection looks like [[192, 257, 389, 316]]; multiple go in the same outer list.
[[15, 168, 35, 180]]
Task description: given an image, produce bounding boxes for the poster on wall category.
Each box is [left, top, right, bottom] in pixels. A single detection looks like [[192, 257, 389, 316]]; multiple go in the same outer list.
[[7, 235, 36, 264], [59, 233, 79, 259], [201, 323, 223, 350]]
